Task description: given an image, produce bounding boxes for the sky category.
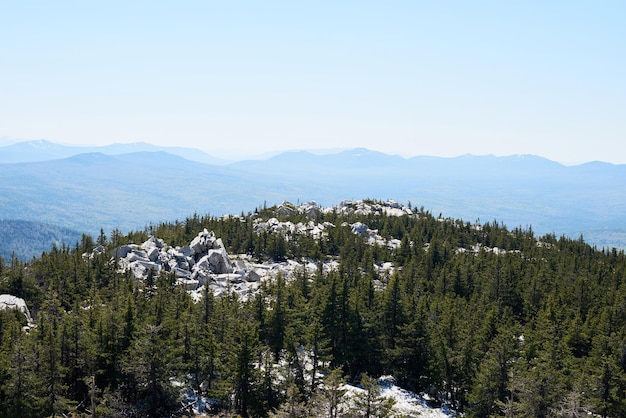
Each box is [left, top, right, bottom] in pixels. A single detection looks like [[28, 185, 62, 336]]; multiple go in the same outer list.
[[1, 1, 624, 164]]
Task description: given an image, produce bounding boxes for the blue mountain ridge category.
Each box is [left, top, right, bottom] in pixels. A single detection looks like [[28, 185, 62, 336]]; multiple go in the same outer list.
[[0, 147, 625, 258]]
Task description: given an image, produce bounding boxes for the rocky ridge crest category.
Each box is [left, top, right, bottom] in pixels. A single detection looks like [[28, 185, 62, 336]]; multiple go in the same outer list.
[[109, 199, 517, 299], [110, 200, 412, 298]]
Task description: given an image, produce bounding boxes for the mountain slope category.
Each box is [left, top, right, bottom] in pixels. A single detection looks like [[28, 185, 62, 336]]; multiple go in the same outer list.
[[0, 151, 312, 235], [3, 199, 626, 416], [0, 220, 83, 260]]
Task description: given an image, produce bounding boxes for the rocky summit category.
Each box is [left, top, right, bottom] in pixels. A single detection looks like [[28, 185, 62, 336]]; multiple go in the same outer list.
[[109, 200, 412, 299], [106, 199, 526, 301]]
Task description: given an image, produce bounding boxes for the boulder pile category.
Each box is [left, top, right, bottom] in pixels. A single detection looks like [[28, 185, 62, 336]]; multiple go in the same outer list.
[[112, 200, 415, 298], [334, 199, 414, 217], [345, 221, 402, 249], [115, 229, 248, 295], [253, 217, 335, 240], [114, 229, 332, 299]]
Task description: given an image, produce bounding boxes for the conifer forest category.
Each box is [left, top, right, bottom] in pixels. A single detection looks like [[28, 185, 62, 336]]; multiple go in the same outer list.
[[1, 200, 626, 417]]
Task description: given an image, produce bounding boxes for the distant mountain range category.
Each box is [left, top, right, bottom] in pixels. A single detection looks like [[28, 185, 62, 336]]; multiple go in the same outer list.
[[1, 141, 625, 258]]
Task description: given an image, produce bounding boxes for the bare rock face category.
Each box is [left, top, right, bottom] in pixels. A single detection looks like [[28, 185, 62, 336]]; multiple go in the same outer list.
[[190, 229, 216, 256], [114, 231, 238, 293], [350, 222, 370, 237], [112, 244, 138, 259], [147, 247, 160, 262], [141, 236, 165, 251], [126, 250, 148, 263], [194, 255, 212, 272], [110, 200, 413, 299], [112, 229, 317, 301], [246, 269, 263, 282], [207, 249, 232, 274], [0, 294, 34, 326]]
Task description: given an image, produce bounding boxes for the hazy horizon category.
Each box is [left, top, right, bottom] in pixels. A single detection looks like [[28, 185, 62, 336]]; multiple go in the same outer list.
[[1, 2, 625, 165], [1, 135, 624, 166]]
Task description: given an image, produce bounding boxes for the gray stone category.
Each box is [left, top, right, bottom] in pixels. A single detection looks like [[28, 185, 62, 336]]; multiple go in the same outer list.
[[147, 247, 160, 262], [179, 246, 192, 257], [177, 260, 190, 271], [208, 249, 232, 274], [167, 258, 179, 271], [191, 270, 210, 286], [185, 256, 195, 269], [194, 255, 211, 272], [174, 267, 191, 278], [246, 269, 263, 282], [126, 251, 148, 263], [177, 278, 200, 291], [0, 294, 34, 326], [351, 222, 369, 237], [190, 229, 216, 256], [141, 236, 165, 250], [213, 238, 226, 251], [112, 245, 138, 259]]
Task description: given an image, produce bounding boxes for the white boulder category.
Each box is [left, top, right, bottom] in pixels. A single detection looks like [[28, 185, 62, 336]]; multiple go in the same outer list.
[[208, 249, 232, 274], [0, 294, 34, 326], [147, 247, 160, 262], [190, 229, 216, 256], [141, 236, 165, 251], [113, 244, 138, 259]]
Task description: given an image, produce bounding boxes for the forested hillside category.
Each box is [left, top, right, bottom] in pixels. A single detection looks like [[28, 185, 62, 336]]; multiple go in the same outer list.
[[1, 200, 625, 417], [0, 220, 83, 261]]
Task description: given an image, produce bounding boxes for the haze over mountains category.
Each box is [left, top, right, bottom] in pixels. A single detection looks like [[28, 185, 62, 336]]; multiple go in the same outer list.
[[0, 139, 229, 165], [1, 139, 625, 259]]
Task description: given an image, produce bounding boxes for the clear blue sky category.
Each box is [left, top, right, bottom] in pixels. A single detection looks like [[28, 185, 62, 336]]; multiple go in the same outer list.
[[1, 1, 624, 164]]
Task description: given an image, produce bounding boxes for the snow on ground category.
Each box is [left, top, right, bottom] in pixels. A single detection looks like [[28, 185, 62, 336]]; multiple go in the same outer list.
[[340, 376, 454, 418], [182, 379, 455, 417], [377, 377, 453, 417]]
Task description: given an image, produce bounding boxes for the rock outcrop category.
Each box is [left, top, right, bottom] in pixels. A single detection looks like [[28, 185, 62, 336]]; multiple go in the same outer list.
[[114, 228, 328, 299], [112, 200, 416, 299], [0, 294, 34, 326], [346, 221, 402, 249]]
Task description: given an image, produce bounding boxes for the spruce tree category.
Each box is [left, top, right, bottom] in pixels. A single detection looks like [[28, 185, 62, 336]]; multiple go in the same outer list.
[[348, 374, 395, 418]]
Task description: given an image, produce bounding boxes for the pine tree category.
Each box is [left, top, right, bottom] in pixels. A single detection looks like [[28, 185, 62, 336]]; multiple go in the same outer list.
[[510, 298, 572, 418], [122, 322, 179, 417], [381, 270, 404, 350], [231, 321, 262, 418], [268, 273, 287, 358], [31, 291, 74, 417], [310, 368, 347, 418], [468, 321, 520, 417], [306, 316, 332, 396], [392, 295, 432, 392], [270, 383, 308, 418], [348, 374, 395, 418], [0, 310, 34, 417]]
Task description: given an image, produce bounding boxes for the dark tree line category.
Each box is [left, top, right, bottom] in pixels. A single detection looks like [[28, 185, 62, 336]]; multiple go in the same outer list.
[[1, 202, 626, 417]]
